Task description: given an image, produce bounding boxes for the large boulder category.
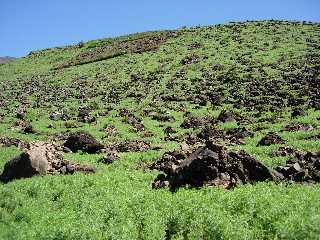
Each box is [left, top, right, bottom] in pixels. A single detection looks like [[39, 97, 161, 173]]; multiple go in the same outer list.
[[152, 141, 279, 191], [0, 141, 95, 183], [63, 131, 104, 153]]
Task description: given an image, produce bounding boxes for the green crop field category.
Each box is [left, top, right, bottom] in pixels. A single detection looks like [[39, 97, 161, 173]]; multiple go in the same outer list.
[[0, 20, 319, 239]]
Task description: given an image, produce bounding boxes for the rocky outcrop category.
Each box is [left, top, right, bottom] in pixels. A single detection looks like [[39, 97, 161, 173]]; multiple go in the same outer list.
[[152, 141, 320, 191], [0, 141, 95, 183]]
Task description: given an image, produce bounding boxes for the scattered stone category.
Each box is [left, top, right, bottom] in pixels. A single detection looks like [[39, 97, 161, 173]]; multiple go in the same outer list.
[[182, 133, 201, 145], [150, 143, 192, 174], [195, 126, 253, 145], [309, 100, 320, 110], [164, 126, 177, 134], [16, 108, 26, 120], [118, 108, 131, 117], [283, 124, 313, 132], [49, 112, 63, 121], [181, 113, 213, 129], [164, 134, 181, 142], [143, 131, 154, 137], [257, 132, 285, 146], [12, 119, 30, 128], [22, 124, 35, 134], [62, 146, 73, 153], [119, 109, 145, 132], [152, 113, 175, 122], [272, 147, 301, 157], [78, 107, 96, 123], [0, 141, 95, 183], [180, 54, 200, 65], [187, 42, 202, 50], [126, 115, 144, 132], [52, 132, 71, 141], [98, 152, 120, 165], [223, 127, 254, 144], [274, 151, 320, 182], [112, 140, 150, 152], [291, 108, 306, 118], [217, 110, 234, 122], [0, 137, 29, 150], [63, 131, 104, 153], [103, 124, 119, 136], [305, 134, 320, 141], [196, 126, 222, 141]]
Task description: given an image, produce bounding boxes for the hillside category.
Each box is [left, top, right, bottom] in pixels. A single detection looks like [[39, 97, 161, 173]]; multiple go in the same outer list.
[[0, 56, 15, 64], [0, 20, 320, 239]]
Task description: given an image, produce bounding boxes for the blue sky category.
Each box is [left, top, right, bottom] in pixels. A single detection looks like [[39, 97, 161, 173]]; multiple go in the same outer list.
[[1, 0, 320, 57]]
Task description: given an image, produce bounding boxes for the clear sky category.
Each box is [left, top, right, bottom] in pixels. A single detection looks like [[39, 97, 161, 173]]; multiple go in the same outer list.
[[1, 0, 320, 57]]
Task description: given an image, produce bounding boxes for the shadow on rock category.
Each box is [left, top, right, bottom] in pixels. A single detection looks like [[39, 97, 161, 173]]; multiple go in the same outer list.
[[63, 131, 104, 153], [151, 141, 320, 191], [0, 141, 95, 183], [152, 141, 280, 191], [257, 132, 285, 146]]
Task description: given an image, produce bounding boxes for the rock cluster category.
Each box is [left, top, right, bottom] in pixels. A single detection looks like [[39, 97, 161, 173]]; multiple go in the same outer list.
[[0, 141, 95, 183], [152, 141, 320, 191], [257, 132, 285, 146], [63, 131, 104, 153]]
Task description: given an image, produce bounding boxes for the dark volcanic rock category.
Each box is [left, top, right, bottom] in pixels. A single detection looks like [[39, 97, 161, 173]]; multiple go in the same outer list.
[[23, 124, 35, 134], [103, 124, 119, 136], [152, 143, 320, 191], [291, 108, 306, 118], [283, 124, 313, 132], [272, 147, 301, 157], [112, 140, 150, 152], [78, 107, 96, 123], [0, 136, 29, 149], [309, 100, 320, 110], [163, 126, 177, 135], [180, 54, 200, 65], [150, 143, 192, 174], [275, 151, 320, 182], [98, 152, 120, 164], [64, 131, 104, 153], [217, 110, 235, 122], [126, 115, 145, 132], [151, 113, 175, 122], [224, 127, 254, 144], [152, 141, 278, 190], [181, 114, 213, 129], [16, 108, 26, 120], [257, 132, 285, 146], [197, 126, 222, 141], [0, 142, 95, 183]]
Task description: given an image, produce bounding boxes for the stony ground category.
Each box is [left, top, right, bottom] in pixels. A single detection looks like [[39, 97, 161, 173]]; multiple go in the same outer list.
[[0, 20, 319, 239]]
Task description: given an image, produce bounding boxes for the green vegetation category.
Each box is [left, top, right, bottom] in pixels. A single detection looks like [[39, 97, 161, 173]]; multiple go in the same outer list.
[[0, 20, 319, 239]]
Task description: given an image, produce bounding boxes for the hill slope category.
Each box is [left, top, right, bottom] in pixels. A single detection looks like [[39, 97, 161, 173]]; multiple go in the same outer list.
[[0, 56, 15, 64], [0, 20, 320, 239]]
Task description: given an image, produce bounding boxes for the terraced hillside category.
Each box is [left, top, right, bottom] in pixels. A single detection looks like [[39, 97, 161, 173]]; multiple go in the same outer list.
[[0, 20, 320, 239]]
